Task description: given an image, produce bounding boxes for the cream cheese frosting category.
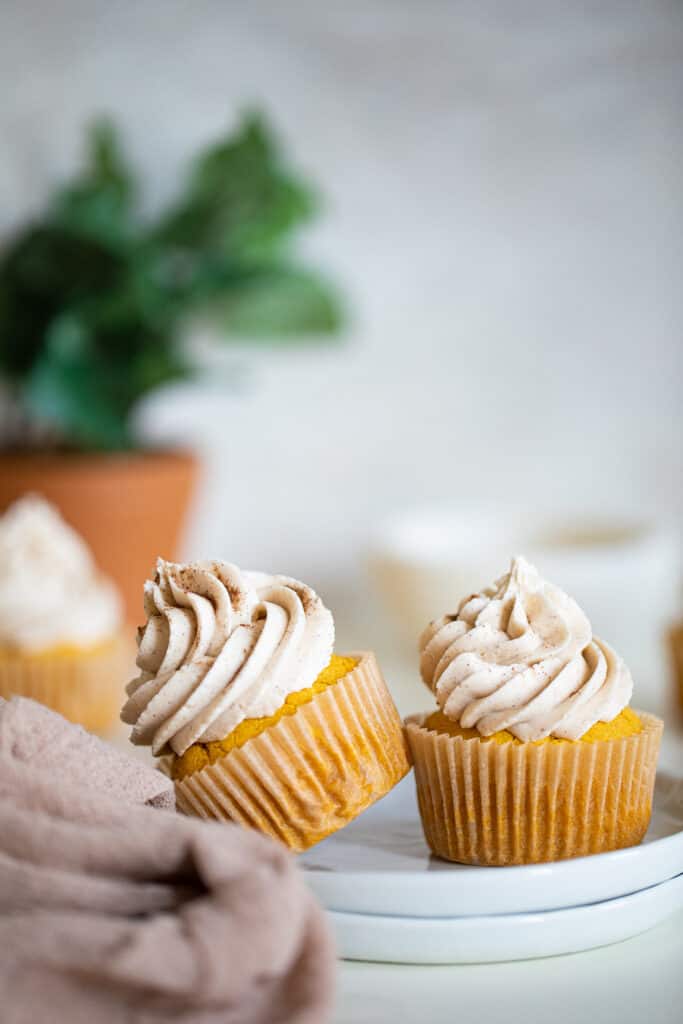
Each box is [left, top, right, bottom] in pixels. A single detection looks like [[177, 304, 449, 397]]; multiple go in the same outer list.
[[0, 495, 122, 651], [419, 556, 633, 741], [121, 558, 335, 756]]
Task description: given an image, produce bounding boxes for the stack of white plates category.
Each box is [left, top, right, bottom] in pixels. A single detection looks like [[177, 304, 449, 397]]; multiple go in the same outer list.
[[300, 773, 683, 964]]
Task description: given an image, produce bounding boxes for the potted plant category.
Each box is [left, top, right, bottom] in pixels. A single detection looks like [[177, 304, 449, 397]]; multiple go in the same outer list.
[[0, 113, 343, 619]]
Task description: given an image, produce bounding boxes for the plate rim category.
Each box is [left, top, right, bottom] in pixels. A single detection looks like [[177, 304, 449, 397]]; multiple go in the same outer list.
[[327, 872, 683, 964], [328, 870, 683, 925], [303, 772, 683, 917]]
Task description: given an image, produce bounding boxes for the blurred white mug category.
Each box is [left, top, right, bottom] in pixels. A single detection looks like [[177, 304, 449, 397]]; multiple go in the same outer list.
[[367, 504, 680, 714]]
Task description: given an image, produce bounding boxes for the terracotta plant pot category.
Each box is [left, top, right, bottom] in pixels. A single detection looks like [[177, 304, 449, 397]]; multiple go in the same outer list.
[[0, 450, 199, 623]]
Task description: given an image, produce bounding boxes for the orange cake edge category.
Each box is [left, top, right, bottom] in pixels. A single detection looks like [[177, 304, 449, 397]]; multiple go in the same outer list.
[[421, 706, 643, 747]]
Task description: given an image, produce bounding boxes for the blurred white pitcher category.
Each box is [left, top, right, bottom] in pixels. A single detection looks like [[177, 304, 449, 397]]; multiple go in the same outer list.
[[368, 505, 679, 714]]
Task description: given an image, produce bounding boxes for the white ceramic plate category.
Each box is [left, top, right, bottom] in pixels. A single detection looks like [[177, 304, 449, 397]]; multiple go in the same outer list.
[[301, 773, 683, 917], [329, 872, 683, 964]]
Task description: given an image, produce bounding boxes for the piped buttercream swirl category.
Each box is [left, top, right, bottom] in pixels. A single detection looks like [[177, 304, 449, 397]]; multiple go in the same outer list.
[[121, 559, 334, 755], [0, 495, 122, 650], [419, 556, 632, 741]]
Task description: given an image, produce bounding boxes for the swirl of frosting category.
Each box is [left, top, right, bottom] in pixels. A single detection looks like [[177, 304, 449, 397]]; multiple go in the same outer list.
[[0, 495, 122, 650], [419, 556, 632, 741], [121, 559, 334, 755]]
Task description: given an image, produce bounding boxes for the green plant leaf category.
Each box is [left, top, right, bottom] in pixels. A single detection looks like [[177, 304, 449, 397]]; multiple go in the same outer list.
[[153, 112, 316, 262], [0, 110, 345, 451], [22, 314, 134, 449], [22, 312, 189, 450], [50, 119, 135, 249], [218, 266, 343, 338], [0, 225, 125, 376]]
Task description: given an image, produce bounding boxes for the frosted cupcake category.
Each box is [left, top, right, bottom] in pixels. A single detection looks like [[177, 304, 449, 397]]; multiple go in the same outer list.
[[121, 558, 410, 851], [406, 556, 663, 865], [0, 496, 128, 731]]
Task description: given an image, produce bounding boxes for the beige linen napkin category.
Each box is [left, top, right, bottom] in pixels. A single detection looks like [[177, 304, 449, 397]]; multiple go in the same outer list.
[[0, 697, 334, 1024]]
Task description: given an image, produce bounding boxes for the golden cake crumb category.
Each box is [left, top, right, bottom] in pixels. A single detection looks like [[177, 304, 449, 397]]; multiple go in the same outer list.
[[172, 654, 358, 780], [423, 705, 642, 746]]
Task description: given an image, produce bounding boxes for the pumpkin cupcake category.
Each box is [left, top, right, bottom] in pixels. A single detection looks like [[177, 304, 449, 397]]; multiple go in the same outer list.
[[0, 495, 128, 731], [121, 558, 409, 851], [406, 556, 663, 865]]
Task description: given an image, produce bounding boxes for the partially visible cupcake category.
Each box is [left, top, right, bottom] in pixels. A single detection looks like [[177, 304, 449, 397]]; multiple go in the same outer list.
[[121, 558, 410, 851], [667, 620, 683, 714], [0, 496, 128, 731], [406, 556, 663, 865]]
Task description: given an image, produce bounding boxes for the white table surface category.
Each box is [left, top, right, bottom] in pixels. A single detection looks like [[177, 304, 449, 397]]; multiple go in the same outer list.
[[333, 908, 683, 1024]]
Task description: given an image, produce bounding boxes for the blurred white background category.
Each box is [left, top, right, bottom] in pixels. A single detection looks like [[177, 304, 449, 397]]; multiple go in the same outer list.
[[1, 0, 682, 702]]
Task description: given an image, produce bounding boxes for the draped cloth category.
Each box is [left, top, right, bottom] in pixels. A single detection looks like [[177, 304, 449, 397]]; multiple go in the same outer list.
[[0, 697, 334, 1024]]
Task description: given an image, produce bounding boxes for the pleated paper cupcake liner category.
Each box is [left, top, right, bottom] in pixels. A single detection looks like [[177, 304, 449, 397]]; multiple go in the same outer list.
[[0, 634, 131, 733], [405, 711, 663, 866], [174, 650, 411, 852]]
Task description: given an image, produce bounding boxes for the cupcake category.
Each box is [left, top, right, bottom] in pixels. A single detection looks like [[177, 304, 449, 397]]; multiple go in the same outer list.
[[406, 556, 663, 866], [0, 495, 128, 731], [667, 620, 683, 714], [121, 558, 410, 851]]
